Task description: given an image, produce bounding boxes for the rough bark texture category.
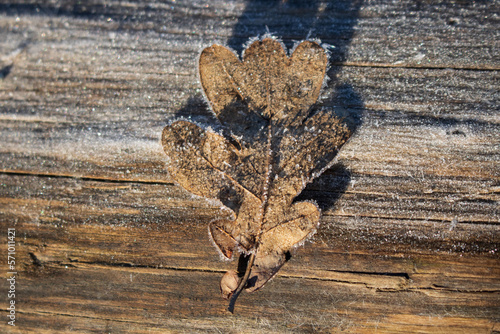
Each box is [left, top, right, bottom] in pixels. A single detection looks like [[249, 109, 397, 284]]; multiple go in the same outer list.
[[0, 1, 498, 333]]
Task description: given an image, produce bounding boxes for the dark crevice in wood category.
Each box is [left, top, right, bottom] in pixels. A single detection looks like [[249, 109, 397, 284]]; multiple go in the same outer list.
[[413, 286, 500, 294], [0, 309, 154, 325], [0, 169, 174, 186], [28, 252, 43, 267], [325, 212, 500, 226], [282, 271, 410, 282], [279, 274, 405, 290], [55, 258, 227, 274], [0, 64, 13, 79], [28, 258, 417, 288], [329, 269, 410, 280], [334, 62, 500, 71]]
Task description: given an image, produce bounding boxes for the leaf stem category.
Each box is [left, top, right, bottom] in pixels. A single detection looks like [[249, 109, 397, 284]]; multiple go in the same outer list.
[[228, 121, 272, 313], [227, 252, 256, 313]]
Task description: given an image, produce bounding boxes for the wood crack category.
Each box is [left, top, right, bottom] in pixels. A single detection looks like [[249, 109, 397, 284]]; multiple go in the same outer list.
[[334, 62, 500, 71], [328, 212, 500, 226], [0, 169, 175, 185]]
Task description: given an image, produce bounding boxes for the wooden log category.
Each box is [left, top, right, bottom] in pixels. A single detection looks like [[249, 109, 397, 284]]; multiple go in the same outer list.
[[0, 0, 498, 333]]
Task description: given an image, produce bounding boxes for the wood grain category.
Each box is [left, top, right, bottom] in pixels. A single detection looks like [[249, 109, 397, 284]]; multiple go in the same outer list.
[[0, 0, 498, 333]]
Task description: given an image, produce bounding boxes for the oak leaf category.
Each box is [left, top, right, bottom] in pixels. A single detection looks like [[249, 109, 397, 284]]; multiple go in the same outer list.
[[162, 37, 351, 312]]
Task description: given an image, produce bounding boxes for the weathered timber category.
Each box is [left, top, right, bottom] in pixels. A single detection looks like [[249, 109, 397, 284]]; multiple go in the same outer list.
[[0, 0, 498, 333]]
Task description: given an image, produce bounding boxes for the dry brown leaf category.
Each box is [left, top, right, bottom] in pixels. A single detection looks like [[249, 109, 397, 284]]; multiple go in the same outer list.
[[162, 36, 351, 312]]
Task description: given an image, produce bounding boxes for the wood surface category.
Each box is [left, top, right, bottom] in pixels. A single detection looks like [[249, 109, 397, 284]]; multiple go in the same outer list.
[[0, 0, 498, 333]]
